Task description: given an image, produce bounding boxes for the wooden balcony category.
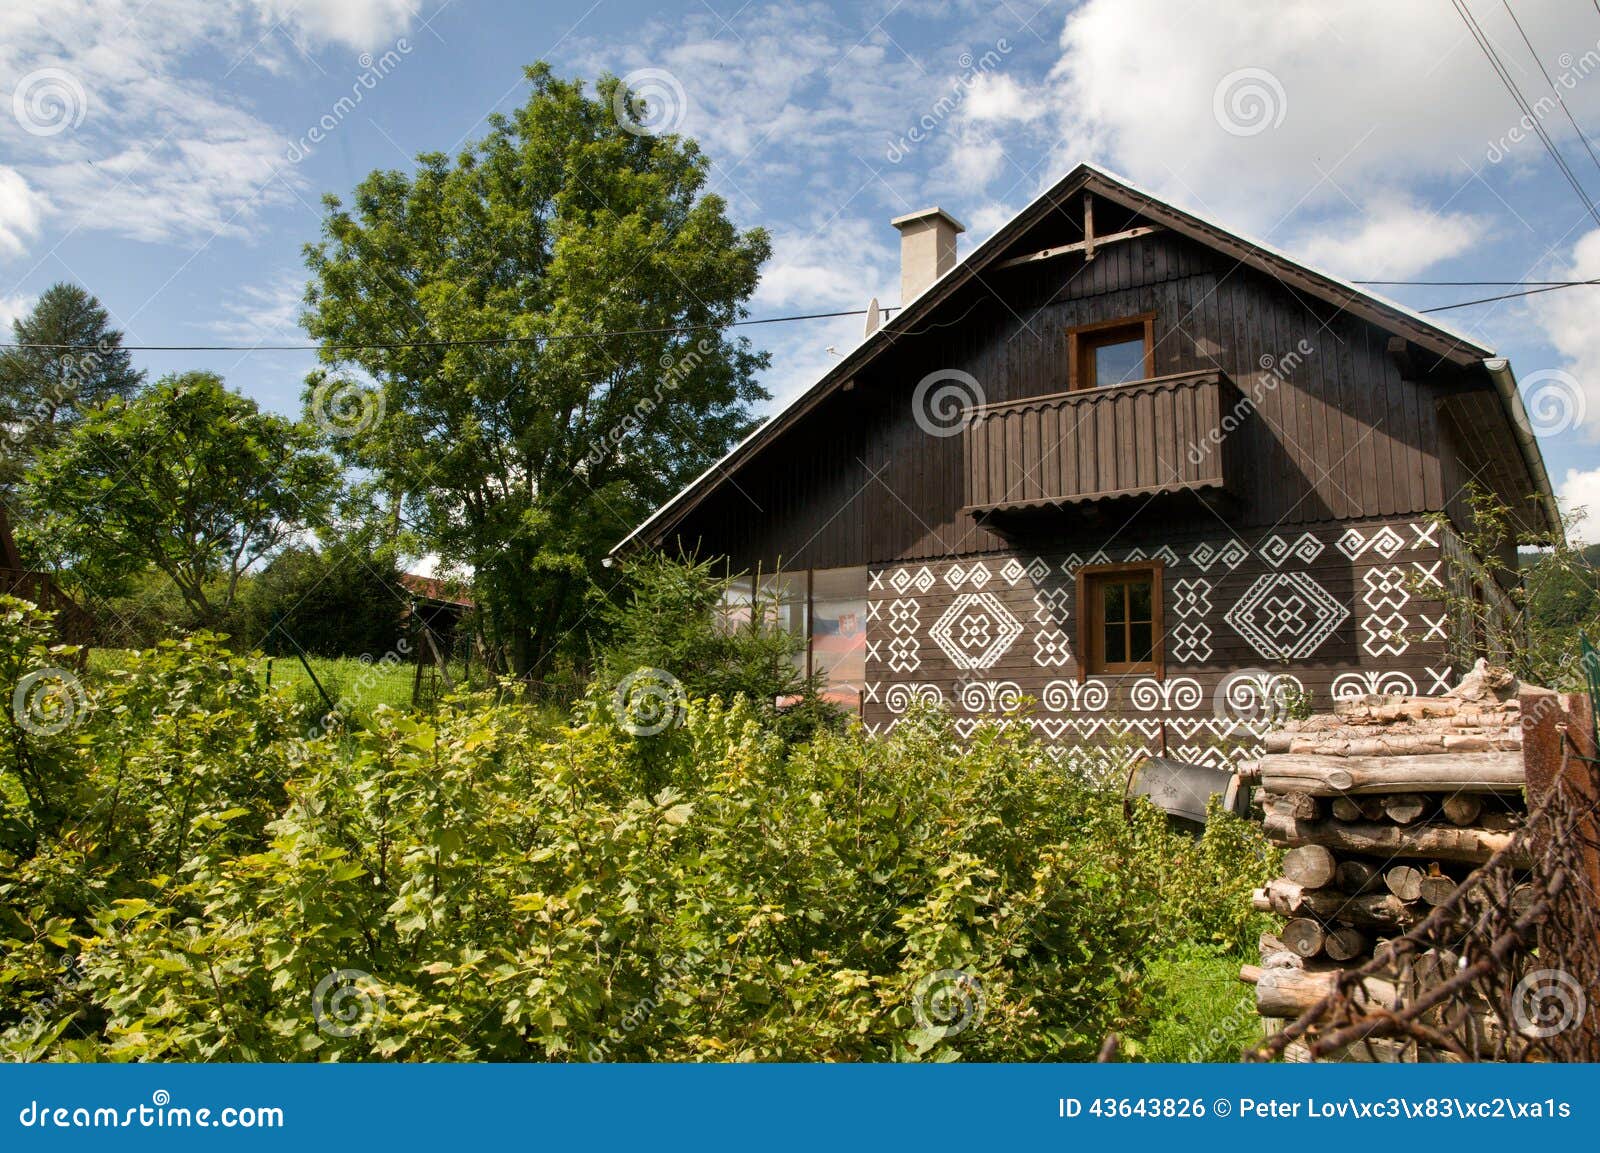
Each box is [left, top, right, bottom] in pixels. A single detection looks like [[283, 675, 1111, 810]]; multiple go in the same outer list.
[[963, 369, 1250, 513]]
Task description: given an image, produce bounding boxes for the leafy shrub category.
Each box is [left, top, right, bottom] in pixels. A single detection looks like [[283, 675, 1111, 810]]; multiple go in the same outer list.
[[0, 598, 1277, 1062], [590, 553, 838, 741]]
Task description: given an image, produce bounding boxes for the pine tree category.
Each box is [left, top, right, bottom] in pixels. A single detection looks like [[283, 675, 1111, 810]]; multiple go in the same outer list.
[[0, 283, 145, 486]]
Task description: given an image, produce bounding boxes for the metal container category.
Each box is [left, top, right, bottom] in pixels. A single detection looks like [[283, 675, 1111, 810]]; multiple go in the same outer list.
[[1125, 756, 1249, 825]]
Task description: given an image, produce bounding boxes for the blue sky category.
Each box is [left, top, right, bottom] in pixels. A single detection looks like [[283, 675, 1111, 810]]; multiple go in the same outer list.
[[3, 0, 1600, 532]]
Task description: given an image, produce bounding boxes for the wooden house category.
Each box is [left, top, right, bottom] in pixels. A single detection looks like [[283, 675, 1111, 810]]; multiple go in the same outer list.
[[612, 164, 1559, 769]]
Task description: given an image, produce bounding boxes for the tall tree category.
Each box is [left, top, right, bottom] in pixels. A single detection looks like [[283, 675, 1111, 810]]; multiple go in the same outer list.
[[0, 283, 144, 487], [29, 372, 340, 626], [301, 64, 770, 677]]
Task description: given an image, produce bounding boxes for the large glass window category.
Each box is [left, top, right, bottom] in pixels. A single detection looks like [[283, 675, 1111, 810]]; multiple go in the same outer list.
[[720, 565, 868, 714], [758, 571, 808, 676], [811, 566, 868, 714]]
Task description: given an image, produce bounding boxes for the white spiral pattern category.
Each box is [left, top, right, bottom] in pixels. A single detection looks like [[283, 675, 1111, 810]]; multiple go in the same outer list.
[[911, 369, 985, 438], [1521, 369, 1586, 437], [612, 667, 687, 736], [312, 968, 386, 1037], [1213, 668, 1301, 724], [12, 666, 89, 736], [886, 682, 943, 713], [311, 378, 385, 438], [151, 1090, 171, 1107], [1212, 67, 1287, 137], [1512, 968, 1586, 1039], [12, 68, 88, 137], [911, 968, 986, 1039], [612, 68, 688, 137]]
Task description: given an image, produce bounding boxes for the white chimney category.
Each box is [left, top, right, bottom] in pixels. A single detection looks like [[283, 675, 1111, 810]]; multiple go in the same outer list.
[[891, 207, 965, 304]]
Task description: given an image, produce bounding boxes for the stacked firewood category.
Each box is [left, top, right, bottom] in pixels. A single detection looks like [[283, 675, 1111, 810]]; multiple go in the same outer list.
[[1237, 660, 1528, 1058]]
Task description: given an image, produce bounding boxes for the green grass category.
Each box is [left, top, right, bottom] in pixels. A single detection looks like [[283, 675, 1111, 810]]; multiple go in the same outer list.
[[88, 647, 436, 726], [1124, 943, 1265, 1062]]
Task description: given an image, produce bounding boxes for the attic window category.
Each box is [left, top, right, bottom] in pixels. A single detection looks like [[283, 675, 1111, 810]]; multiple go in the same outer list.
[[1069, 315, 1156, 389]]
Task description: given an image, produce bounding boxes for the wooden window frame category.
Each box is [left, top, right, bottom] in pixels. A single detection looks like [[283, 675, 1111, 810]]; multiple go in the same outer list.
[[1067, 313, 1157, 391], [1076, 560, 1164, 680]]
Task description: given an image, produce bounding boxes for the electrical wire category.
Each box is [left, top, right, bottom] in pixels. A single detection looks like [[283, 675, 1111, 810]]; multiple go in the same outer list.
[[1453, 0, 1600, 229], [0, 306, 897, 353], [1500, 0, 1600, 180]]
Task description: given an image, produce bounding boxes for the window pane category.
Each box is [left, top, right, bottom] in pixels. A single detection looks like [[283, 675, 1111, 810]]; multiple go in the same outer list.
[[1128, 578, 1153, 622], [1104, 623, 1126, 663], [758, 572, 805, 604], [813, 597, 866, 713], [1130, 622, 1154, 663], [1103, 581, 1125, 623], [1093, 336, 1145, 387], [812, 565, 867, 601], [715, 577, 753, 634]]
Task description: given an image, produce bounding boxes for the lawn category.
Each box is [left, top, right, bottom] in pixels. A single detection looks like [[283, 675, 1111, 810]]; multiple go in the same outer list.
[[88, 647, 443, 727]]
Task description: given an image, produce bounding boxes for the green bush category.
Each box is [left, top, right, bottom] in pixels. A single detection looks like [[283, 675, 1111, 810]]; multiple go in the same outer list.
[[0, 597, 1277, 1062]]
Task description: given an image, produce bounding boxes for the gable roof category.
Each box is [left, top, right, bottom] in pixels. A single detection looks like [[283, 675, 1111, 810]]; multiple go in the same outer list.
[[615, 162, 1559, 552]]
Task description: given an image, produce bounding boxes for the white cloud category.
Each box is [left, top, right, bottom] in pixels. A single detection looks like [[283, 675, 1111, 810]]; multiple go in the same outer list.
[[1047, 0, 1600, 234], [1558, 466, 1600, 543], [0, 289, 35, 330], [0, 166, 43, 257], [0, 0, 416, 259], [249, 0, 414, 50], [1294, 199, 1487, 280], [961, 73, 1042, 124], [207, 272, 306, 340], [1532, 228, 1600, 442]]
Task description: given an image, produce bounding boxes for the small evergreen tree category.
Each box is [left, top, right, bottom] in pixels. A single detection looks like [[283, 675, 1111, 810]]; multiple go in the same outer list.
[[0, 283, 144, 488]]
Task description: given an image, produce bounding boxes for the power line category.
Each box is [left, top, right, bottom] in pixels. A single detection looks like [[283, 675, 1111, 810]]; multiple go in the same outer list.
[[1352, 279, 1591, 286], [2, 277, 1597, 351], [1418, 278, 1600, 312], [1500, 0, 1600, 181], [0, 306, 897, 353], [1453, 0, 1600, 229]]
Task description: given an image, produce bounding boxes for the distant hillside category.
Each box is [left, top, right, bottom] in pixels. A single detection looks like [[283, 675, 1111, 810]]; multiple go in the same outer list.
[[1524, 542, 1600, 635]]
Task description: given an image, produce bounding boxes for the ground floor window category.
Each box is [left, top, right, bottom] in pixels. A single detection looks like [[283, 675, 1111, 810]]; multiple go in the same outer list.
[[1078, 562, 1164, 678]]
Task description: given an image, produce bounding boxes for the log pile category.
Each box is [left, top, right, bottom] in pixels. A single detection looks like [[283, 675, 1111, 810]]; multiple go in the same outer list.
[[1237, 660, 1528, 1061]]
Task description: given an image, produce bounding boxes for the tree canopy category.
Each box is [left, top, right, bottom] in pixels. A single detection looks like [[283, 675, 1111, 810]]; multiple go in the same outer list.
[[0, 282, 144, 490], [301, 64, 771, 677], [29, 371, 340, 625]]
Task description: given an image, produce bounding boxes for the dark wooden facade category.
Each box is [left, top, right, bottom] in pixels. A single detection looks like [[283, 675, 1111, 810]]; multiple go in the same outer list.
[[622, 167, 1553, 769]]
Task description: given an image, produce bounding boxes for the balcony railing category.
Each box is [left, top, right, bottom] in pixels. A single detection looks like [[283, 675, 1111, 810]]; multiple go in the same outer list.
[[963, 369, 1249, 513]]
